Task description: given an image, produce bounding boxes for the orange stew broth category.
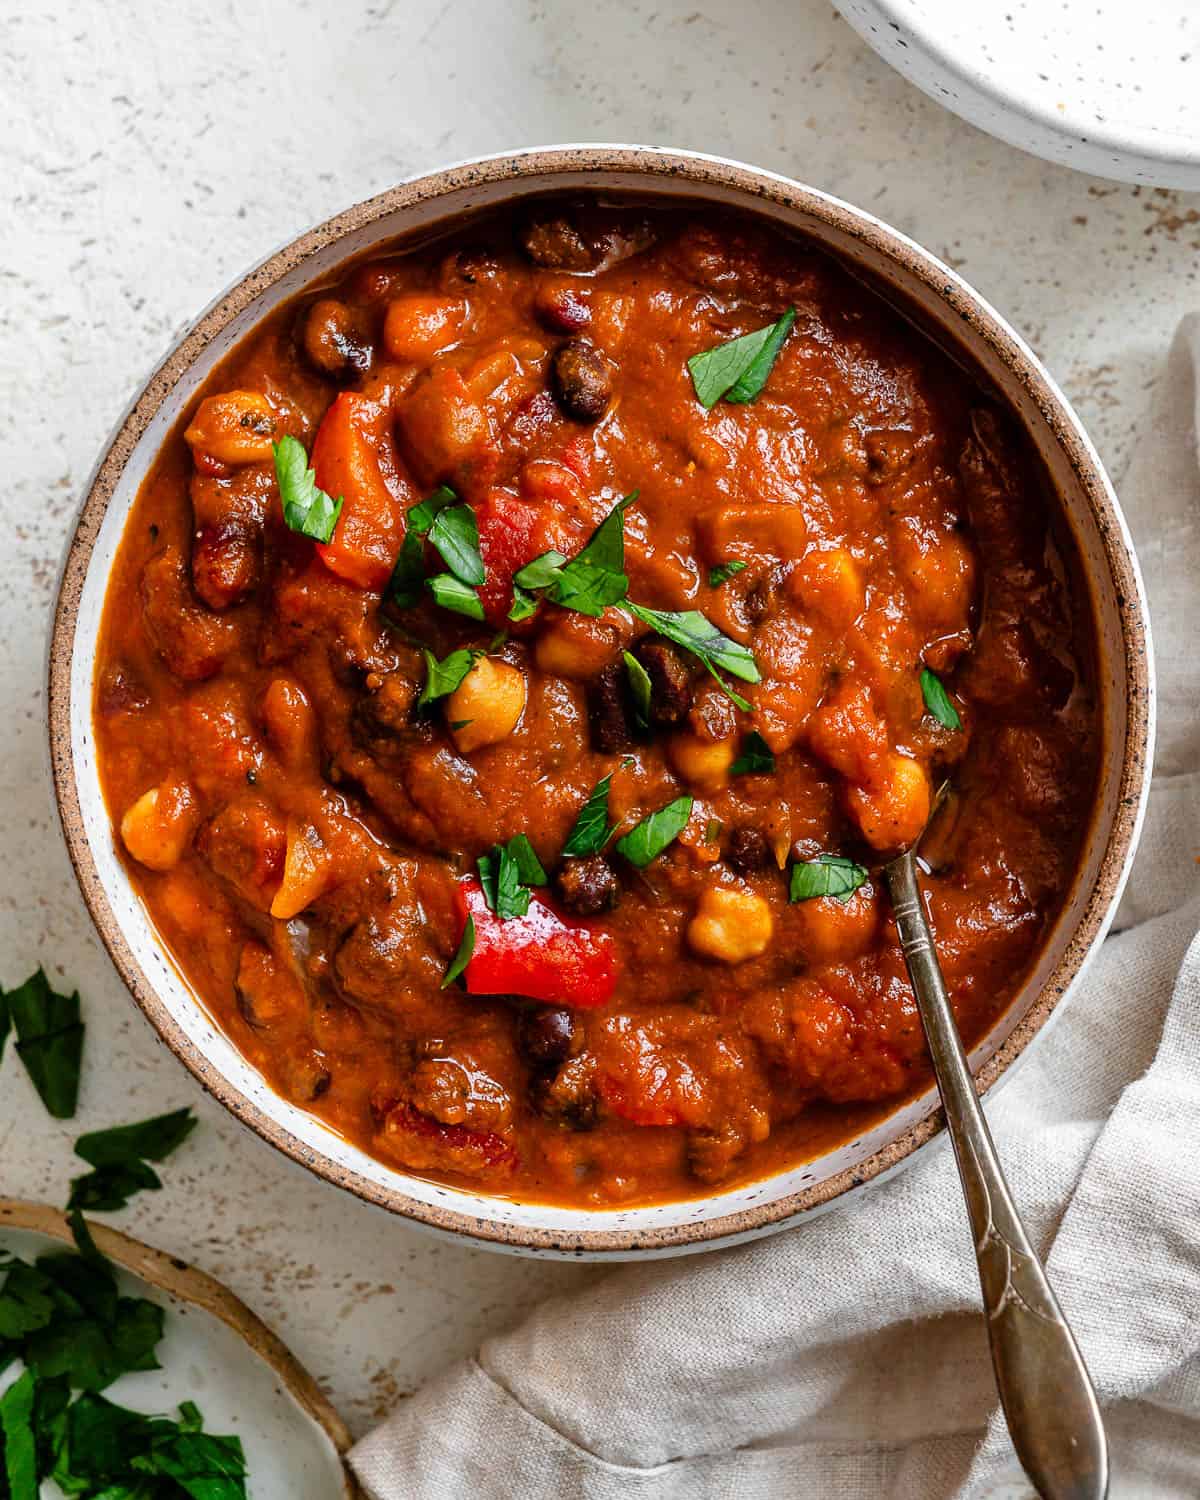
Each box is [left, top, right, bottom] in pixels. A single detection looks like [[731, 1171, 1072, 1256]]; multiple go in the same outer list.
[[94, 200, 1099, 1206]]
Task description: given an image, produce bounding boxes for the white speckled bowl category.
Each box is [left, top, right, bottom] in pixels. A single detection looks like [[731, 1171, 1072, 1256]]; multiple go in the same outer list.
[[48, 147, 1154, 1258], [836, 0, 1200, 188]]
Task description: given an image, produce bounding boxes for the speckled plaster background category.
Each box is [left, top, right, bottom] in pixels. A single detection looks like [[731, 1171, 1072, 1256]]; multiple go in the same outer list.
[[2, 0, 1198, 1439]]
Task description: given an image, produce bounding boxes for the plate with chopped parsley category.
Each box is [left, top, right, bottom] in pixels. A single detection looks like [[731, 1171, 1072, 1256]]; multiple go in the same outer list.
[[0, 1201, 354, 1499]]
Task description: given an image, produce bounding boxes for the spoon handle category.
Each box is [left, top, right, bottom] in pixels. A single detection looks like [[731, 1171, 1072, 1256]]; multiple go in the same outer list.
[[884, 852, 1108, 1500]]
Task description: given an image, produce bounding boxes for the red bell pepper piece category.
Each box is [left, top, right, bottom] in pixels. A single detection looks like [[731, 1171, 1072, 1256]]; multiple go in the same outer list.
[[456, 878, 617, 1008], [311, 392, 413, 590], [475, 491, 545, 626]]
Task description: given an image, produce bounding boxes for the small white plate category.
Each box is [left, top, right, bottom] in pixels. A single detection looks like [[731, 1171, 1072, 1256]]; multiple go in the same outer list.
[[0, 1202, 356, 1499], [836, 0, 1200, 188]]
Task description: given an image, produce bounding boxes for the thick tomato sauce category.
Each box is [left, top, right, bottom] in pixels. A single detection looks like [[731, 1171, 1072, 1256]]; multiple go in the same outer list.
[[94, 200, 1099, 1206]]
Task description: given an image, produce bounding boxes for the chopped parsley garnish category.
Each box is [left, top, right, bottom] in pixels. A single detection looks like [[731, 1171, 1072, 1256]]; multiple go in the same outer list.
[[626, 603, 758, 711], [425, 572, 485, 620], [427, 502, 486, 587], [507, 583, 539, 622], [920, 667, 962, 730], [418, 646, 480, 707], [3, 969, 84, 1120], [708, 560, 747, 587], [388, 484, 458, 608], [730, 730, 775, 776], [67, 1108, 197, 1214], [788, 854, 868, 903], [442, 915, 475, 988], [687, 308, 797, 409], [514, 492, 636, 618], [561, 774, 617, 858], [622, 651, 652, 728], [272, 434, 343, 544], [477, 835, 548, 920], [615, 796, 694, 868]]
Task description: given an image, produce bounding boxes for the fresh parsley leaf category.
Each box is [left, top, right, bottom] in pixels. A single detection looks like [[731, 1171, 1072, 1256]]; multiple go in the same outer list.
[[427, 503, 485, 587], [788, 854, 868, 903], [920, 667, 962, 730], [75, 1108, 197, 1168], [687, 308, 796, 409], [23, 1295, 164, 1392], [4, 969, 84, 1119], [387, 485, 458, 608], [478, 836, 547, 920], [68, 1210, 110, 1274], [626, 603, 758, 710], [441, 915, 475, 988], [507, 584, 539, 622], [0, 1262, 58, 1341], [708, 560, 747, 587], [426, 573, 485, 620], [622, 651, 651, 728], [514, 494, 636, 618], [272, 435, 343, 544], [1, 1367, 37, 1500], [67, 1109, 197, 1214], [0, 987, 9, 1067], [68, 1162, 162, 1214], [731, 731, 775, 776], [614, 796, 693, 868], [132, 1427, 247, 1496], [561, 774, 616, 858], [418, 646, 479, 707]]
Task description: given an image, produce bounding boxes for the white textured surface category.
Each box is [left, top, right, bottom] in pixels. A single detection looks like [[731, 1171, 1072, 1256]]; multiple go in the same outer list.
[[1, 0, 1198, 1439]]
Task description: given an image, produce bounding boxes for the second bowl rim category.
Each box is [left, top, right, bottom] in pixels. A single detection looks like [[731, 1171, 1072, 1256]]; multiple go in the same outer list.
[[46, 143, 1155, 1257]]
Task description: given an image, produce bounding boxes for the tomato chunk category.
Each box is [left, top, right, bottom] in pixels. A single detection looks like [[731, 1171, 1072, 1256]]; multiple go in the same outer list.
[[456, 878, 617, 1008], [311, 392, 413, 590], [476, 492, 546, 626]]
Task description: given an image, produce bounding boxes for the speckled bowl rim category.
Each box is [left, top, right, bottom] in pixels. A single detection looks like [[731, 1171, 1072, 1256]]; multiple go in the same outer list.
[[0, 1200, 360, 1494], [47, 145, 1153, 1257]]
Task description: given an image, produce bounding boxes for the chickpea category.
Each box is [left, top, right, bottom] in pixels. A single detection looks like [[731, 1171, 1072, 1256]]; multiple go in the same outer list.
[[846, 753, 930, 852], [446, 657, 527, 753], [668, 730, 737, 792], [789, 547, 864, 629], [270, 819, 332, 920], [184, 391, 276, 465], [688, 885, 774, 963], [120, 780, 200, 871], [892, 525, 976, 632], [382, 294, 467, 364], [792, 885, 881, 963], [534, 609, 633, 680]]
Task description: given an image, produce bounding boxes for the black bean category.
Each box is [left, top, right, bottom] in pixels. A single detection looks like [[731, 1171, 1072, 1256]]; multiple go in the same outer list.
[[588, 663, 635, 752], [556, 855, 619, 917], [517, 1006, 578, 1068], [634, 637, 695, 726], [549, 339, 614, 423], [302, 298, 373, 379], [727, 826, 771, 875]]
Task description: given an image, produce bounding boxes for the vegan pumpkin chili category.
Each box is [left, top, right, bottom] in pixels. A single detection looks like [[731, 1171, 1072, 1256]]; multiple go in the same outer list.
[[94, 199, 1099, 1205]]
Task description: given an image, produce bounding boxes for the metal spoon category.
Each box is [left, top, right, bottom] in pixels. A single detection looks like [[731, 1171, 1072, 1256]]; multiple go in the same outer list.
[[884, 809, 1108, 1500]]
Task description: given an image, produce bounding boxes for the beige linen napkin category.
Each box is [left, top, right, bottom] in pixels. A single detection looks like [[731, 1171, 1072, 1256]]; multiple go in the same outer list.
[[351, 319, 1200, 1500]]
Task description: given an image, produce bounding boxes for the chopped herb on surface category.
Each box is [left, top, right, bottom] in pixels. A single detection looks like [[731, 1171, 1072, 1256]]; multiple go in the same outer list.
[[626, 603, 758, 710], [425, 572, 485, 620], [478, 836, 548, 920], [561, 774, 616, 858], [687, 308, 796, 409], [731, 731, 775, 776], [920, 667, 962, 731], [67, 1108, 197, 1215], [788, 854, 869, 904], [615, 796, 694, 868], [622, 651, 652, 728], [2, 969, 84, 1120], [514, 492, 636, 618], [441, 915, 476, 988], [272, 434, 343, 544], [708, 560, 747, 587], [418, 646, 480, 707], [507, 583, 539, 622], [427, 503, 486, 587], [387, 485, 458, 608]]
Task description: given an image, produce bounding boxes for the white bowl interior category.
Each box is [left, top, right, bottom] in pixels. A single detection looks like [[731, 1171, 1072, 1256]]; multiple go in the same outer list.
[[65, 161, 1143, 1252]]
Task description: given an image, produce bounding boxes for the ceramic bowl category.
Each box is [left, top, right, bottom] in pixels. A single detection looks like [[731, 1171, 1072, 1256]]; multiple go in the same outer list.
[[0, 1201, 357, 1496], [836, 0, 1200, 189], [48, 146, 1154, 1258]]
